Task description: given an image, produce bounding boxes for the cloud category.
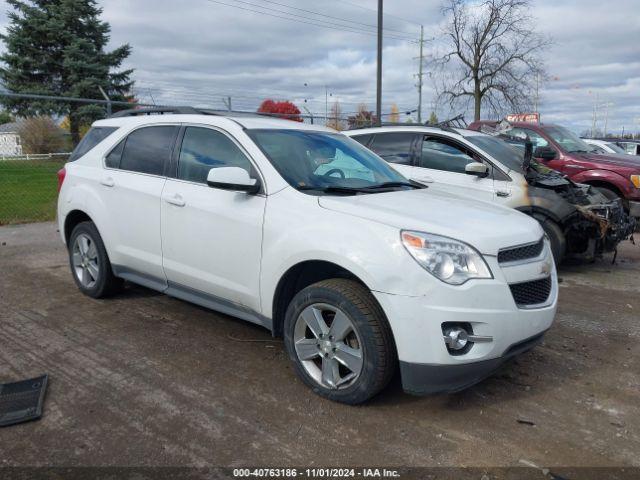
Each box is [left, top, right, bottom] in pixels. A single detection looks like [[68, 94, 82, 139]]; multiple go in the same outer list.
[[0, 0, 637, 133]]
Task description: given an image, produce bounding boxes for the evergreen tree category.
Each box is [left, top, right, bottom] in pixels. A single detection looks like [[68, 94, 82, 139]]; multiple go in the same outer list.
[[428, 111, 439, 125], [0, 0, 133, 144]]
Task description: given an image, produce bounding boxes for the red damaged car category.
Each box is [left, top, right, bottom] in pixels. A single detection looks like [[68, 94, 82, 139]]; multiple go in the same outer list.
[[469, 120, 640, 219]]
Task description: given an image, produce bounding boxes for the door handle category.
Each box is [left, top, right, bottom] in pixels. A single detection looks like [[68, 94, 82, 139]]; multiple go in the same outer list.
[[100, 177, 115, 187], [164, 193, 185, 207], [496, 190, 511, 197]]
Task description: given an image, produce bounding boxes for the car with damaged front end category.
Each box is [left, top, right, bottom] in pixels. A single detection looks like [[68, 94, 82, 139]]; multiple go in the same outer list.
[[346, 126, 635, 263]]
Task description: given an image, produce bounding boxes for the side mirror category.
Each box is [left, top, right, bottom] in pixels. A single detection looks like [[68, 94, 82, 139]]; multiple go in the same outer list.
[[534, 146, 557, 160], [206, 167, 260, 194], [465, 162, 488, 177]]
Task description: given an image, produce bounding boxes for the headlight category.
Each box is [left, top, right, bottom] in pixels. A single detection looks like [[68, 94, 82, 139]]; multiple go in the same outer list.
[[631, 175, 640, 189], [401, 231, 492, 285]]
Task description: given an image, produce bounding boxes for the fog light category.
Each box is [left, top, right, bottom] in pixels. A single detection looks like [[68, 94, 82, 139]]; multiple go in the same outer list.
[[443, 326, 469, 350]]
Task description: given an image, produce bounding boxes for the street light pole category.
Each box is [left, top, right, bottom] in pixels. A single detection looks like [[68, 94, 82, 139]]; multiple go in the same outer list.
[[376, 0, 383, 126]]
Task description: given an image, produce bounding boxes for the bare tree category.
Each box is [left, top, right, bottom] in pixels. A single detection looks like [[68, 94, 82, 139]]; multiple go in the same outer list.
[[326, 101, 344, 131], [435, 0, 551, 121]]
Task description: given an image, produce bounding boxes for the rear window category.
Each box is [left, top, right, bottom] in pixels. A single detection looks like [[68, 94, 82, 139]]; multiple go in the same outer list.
[[69, 127, 118, 161], [118, 126, 179, 176]]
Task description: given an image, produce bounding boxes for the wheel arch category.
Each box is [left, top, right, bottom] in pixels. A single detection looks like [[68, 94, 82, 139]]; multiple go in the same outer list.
[[271, 260, 370, 337], [64, 209, 94, 244]]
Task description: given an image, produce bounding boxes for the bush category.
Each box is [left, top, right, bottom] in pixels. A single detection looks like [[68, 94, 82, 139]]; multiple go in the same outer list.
[[17, 116, 69, 154]]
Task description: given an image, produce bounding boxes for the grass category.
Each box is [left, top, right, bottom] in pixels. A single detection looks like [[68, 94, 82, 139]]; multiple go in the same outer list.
[[0, 158, 67, 225]]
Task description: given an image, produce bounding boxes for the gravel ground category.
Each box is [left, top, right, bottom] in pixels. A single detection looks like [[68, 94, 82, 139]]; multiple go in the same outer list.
[[0, 222, 638, 471]]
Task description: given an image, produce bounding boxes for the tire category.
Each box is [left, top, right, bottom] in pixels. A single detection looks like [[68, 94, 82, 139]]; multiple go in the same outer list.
[[68, 221, 122, 298], [532, 213, 566, 264], [595, 187, 620, 202], [283, 279, 396, 404]]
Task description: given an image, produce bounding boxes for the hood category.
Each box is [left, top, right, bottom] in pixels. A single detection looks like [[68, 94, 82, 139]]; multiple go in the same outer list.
[[574, 152, 640, 170], [318, 189, 543, 256]]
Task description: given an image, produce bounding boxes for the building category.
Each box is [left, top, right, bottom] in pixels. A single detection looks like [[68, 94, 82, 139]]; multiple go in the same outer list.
[[0, 122, 23, 156]]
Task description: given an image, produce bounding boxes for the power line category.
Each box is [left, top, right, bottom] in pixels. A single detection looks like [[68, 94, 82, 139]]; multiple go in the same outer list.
[[320, 0, 422, 27], [202, 0, 416, 42], [254, 0, 414, 35]]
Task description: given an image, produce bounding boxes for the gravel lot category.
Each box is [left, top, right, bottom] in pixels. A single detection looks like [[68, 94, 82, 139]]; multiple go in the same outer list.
[[1, 222, 639, 470]]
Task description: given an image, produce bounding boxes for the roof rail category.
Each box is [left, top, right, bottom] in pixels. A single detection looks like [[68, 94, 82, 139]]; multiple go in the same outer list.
[[110, 106, 202, 118]]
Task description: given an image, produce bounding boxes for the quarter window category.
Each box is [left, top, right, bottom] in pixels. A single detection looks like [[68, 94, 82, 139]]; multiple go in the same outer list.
[[177, 127, 253, 184], [368, 132, 416, 164], [117, 126, 178, 175], [70, 127, 118, 161], [420, 137, 476, 174]]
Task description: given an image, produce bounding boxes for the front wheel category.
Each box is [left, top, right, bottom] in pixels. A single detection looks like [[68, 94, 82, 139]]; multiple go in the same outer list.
[[532, 213, 566, 264], [284, 279, 396, 404]]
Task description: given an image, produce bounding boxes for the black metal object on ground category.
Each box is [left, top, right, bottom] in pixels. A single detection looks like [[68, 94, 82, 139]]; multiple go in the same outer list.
[[0, 374, 48, 427]]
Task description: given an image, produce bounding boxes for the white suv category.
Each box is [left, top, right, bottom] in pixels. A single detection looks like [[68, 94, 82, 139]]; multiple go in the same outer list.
[[58, 108, 557, 404]]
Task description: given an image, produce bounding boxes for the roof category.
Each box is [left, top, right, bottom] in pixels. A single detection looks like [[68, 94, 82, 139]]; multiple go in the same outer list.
[[94, 112, 335, 133], [343, 125, 485, 137], [0, 122, 20, 133]]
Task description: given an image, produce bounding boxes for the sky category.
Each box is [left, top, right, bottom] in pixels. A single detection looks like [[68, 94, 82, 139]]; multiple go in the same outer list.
[[0, 0, 638, 135]]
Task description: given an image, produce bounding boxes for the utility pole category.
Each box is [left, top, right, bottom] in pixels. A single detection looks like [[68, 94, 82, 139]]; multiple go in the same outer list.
[[376, 0, 383, 126], [534, 72, 539, 114], [603, 102, 613, 137], [414, 25, 431, 124], [98, 86, 111, 116], [591, 92, 598, 138], [223, 96, 232, 111]]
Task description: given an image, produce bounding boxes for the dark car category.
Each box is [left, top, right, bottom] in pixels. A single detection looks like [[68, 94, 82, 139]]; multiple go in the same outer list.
[[468, 120, 640, 220]]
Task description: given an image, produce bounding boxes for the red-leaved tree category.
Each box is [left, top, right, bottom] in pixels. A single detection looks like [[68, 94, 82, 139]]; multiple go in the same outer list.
[[257, 99, 303, 122]]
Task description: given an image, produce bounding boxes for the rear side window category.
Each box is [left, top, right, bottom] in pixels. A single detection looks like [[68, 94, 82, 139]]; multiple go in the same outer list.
[[115, 126, 178, 175], [69, 127, 118, 161], [368, 132, 416, 164]]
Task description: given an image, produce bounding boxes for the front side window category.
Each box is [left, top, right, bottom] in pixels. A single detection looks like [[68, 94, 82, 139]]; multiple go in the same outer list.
[[420, 137, 475, 174], [117, 126, 179, 175], [368, 132, 416, 165], [70, 126, 118, 161], [465, 135, 523, 172], [247, 129, 410, 193], [178, 127, 253, 184]]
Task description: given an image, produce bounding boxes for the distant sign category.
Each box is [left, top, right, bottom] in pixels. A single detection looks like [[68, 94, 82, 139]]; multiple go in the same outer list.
[[505, 113, 540, 123]]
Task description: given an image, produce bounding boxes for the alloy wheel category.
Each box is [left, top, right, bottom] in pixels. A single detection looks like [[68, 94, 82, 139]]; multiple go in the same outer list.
[[72, 233, 100, 289], [293, 303, 363, 389]]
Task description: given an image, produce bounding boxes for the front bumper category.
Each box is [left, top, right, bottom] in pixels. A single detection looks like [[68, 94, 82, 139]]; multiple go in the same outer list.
[[373, 244, 557, 395], [400, 331, 546, 395]]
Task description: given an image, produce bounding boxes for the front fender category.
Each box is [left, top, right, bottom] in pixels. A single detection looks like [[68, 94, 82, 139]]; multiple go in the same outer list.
[[519, 186, 575, 223], [258, 191, 431, 317], [570, 169, 634, 197]]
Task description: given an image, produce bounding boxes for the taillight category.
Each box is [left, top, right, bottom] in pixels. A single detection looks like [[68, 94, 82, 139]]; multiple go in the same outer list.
[[57, 167, 66, 193]]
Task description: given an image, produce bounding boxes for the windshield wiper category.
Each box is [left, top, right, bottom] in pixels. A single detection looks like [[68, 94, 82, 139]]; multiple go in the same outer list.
[[362, 180, 425, 190], [296, 185, 374, 194]]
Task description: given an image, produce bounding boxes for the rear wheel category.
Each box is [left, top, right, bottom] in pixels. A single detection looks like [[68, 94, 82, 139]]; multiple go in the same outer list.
[[532, 213, 566, 264], [284, 279, 396, 404], [68, 221, 122, 298]]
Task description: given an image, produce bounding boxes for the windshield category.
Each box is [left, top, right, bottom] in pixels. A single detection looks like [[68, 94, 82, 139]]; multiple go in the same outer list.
[[247, 129, 411, 193], [465, 134, 524, 171], [544, 126, 592, 153], [605, 142, 627, 154]]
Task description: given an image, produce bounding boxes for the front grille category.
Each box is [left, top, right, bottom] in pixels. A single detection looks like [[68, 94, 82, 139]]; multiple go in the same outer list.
[[509, 277, 552, 307], [498, 238, 544, 264]]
